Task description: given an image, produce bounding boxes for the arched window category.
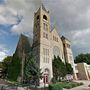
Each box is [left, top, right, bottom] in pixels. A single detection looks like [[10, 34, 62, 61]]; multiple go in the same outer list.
[[43, 15, 47, 20], [53, 46, 60, 57]]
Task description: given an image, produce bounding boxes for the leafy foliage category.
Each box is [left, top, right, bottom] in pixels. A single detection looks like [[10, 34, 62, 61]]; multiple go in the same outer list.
[[65, 63, 73, 74], [25, 55, 42, 88], [0, 55, 21, 81], [49, 83, 63, 90], [1, 56, 12, 78], [0, 62, 3, 68], [7, 54, 21, 81], [52, 56, 73, 82], [74, 53, 90, 64], [52, 56, 66, 81], [50, 81, 83, 89]]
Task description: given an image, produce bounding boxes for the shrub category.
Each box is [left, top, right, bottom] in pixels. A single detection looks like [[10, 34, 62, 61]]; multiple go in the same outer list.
[[54, 81, 83, 89], [51, 78, 56, 83], [71, 83, 77, 88], [63, 84, 72, 89], [7, 55, 21, 81], [79, 82, 83, 85], [49, 83, 63, 90]]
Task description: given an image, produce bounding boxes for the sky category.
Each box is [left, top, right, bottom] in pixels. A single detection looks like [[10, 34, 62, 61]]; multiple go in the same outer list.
[[0, 0, 90, 61]]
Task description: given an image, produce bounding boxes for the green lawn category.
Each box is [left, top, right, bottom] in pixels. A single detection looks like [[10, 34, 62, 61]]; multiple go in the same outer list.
[[56, 81, 83, 89], [30, 81, 83, 90], [6, 80, 83, 90]]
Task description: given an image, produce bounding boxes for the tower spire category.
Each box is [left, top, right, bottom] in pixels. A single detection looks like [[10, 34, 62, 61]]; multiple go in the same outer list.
[[40, 3, 49, 13], [41, 3, 47, 11]]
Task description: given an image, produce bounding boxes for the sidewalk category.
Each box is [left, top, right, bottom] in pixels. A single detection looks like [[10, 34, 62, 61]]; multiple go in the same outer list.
[[63, 80, 90, 90]]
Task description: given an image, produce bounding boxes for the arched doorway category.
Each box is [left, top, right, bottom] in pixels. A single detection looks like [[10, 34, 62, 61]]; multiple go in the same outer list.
[[43, 68, 49, 84]]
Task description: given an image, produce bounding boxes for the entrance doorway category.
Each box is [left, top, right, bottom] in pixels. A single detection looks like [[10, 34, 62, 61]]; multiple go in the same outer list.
[[43, 74, 48, 84], [43, 68, 49, 84]]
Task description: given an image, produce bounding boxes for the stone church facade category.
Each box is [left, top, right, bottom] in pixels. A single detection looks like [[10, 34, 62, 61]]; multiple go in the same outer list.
[[15, 5, 77, 87]]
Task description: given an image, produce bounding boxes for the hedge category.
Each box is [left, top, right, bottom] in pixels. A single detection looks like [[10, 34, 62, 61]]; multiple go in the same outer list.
[[49, 83, 63, 90]]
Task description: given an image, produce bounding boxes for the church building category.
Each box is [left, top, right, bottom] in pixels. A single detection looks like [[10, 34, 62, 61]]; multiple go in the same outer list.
[[15, 4, 77, 87]]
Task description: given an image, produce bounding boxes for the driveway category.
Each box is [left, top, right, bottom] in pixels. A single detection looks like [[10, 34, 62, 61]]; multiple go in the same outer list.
[[64, 80, 90, 90]]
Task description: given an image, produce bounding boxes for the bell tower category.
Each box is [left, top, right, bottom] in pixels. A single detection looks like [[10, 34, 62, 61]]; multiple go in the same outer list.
[[33, 4, 51, 45], [33, 4, 53, 86]]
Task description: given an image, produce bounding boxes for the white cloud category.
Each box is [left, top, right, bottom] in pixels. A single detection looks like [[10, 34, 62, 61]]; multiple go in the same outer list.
[[43, 0, 90, 56], [86, 8, 90, 20], [7, 0, 42, 34], [0, 15, 6, 24], [72, 29, 90, 40], [0, 44, 8, 61], [0, 5, 17, 24], [63, 28, 90, 56], [0, 0, 90, 57], [0, 0, 42, 34], [11, 17, 32, 34]]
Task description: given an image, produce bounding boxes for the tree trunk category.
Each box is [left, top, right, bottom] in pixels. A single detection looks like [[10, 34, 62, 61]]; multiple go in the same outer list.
[[35, 80, 37, 90]]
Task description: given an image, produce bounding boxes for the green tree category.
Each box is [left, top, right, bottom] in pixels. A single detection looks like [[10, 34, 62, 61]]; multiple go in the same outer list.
[[1, 56, 12, 78], [57, 56, 66, 79], [74, 53, 90, 64], [0, 62, 3, 68], [52, 56, 59, 81], [25, 55, 42, 89], [65, 63, 73, 74], [7, 54, 21, 81], [52, 56, 66, 81]]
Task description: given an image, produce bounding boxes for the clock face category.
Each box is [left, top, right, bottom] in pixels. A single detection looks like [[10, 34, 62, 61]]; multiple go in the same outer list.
[[53, 46, 60, 57]]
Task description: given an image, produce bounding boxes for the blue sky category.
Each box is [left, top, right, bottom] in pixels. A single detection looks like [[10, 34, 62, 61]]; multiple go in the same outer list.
[[0, 0, 90, 61], [0, 0, 4, 4], [0, 24, 19, 61], [0, 0, 41, 61]]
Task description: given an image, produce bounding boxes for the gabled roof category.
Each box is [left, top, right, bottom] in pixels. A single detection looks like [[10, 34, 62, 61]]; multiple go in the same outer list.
[[61, 36, 71, 42], [20, 34, 33, 47], [51, 27, 70, 42], [15, 34, 33, 59]]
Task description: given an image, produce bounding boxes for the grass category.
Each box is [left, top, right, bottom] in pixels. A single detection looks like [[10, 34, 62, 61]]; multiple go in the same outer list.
[[55, 81, 83, 89], [6, 80, 83, 90], [30, 81, 83, 90]]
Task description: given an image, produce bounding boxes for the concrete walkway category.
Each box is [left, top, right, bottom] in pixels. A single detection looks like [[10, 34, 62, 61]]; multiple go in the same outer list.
[[64, 80, 90, 90]]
